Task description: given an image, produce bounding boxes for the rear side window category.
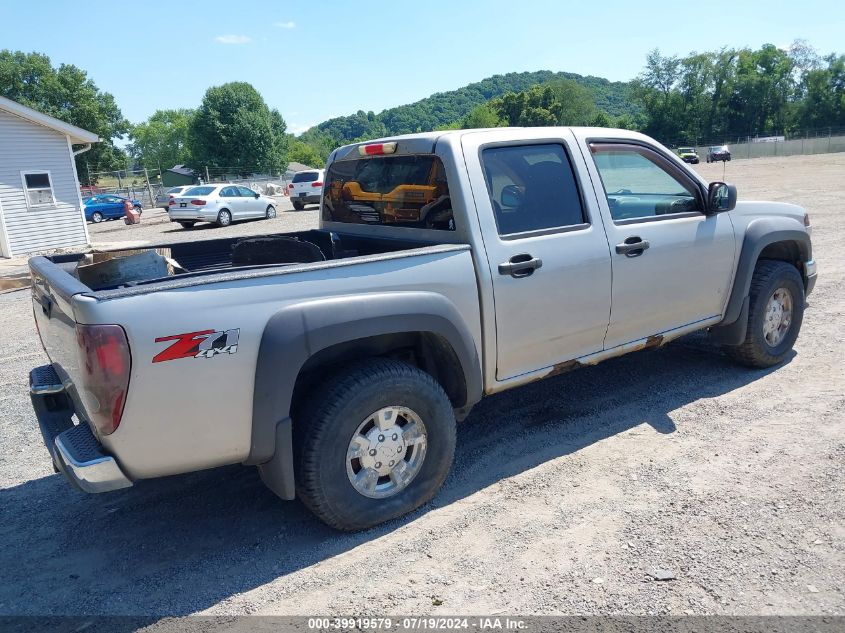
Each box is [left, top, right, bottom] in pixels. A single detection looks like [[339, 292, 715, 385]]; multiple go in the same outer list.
[[293, 171, 319, 183], [481, 144, 586, 236], [323, 155, 454, 230]]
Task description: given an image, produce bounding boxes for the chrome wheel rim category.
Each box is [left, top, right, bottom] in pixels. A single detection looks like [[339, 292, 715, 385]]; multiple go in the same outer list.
[[267, 206, 276, 218], [346, 406, 427, 499], [220, 211, 231, 225], [763, 287, 793, 347], [92, 213, 103, 223]]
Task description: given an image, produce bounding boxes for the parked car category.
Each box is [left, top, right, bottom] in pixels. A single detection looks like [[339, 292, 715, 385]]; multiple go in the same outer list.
[[707, 145, 731, 162], [288, 169, 325, 210], [28, 127, 816, 531], [155, 186, 192, 210], [677, 147, 699, 164], [167, 184, 277, 228], [83, 195, 142, 223]]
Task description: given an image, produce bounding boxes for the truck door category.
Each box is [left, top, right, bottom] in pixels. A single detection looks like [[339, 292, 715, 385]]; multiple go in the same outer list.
[[581, 139, 736, 349], [461, 129, 613, 381]]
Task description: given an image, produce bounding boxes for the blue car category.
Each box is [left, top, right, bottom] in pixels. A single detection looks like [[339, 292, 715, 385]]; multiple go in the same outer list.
[[83, 195, 142, 223]]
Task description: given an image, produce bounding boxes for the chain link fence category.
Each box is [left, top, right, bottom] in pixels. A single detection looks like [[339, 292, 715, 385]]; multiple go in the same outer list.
[[667, 126, 845, 160]]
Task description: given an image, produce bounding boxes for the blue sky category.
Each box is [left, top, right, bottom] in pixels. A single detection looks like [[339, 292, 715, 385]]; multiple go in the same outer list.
[[1, 0, 842, 135]]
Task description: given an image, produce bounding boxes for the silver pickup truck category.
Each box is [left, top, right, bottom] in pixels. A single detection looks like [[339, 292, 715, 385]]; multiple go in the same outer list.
[[28, 127, 817, 530]]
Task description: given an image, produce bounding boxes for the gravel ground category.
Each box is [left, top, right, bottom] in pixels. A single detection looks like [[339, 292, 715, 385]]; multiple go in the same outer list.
[[86, 195, 320, 249], [0, 154, 842, 617]]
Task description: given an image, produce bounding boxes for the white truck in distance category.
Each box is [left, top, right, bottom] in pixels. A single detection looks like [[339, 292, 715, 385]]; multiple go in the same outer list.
[[28, 127, 816, 530]]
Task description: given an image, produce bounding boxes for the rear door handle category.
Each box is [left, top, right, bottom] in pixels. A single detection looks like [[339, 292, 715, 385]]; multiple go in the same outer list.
[[615, 236, 650, 257], [498, 253, 543, 278]]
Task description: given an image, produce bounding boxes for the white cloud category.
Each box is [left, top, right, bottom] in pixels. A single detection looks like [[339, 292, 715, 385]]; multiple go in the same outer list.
[[215, 34, 252, 45], [274, 21, 296, 29], [289, 121, 316, 135]]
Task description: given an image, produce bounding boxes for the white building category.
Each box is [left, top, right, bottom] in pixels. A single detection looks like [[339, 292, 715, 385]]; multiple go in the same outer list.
[[0, 95, 99, 258]]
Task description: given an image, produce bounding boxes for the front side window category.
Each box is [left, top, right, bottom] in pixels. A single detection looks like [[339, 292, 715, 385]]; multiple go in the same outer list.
[[590, 144, 702, 221], [23, 172, 55, 207], [324, 155, 454, 230], [481, 144, 586, 236]]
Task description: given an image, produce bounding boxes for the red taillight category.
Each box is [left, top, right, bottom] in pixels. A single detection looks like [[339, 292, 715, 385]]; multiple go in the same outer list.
[[311, 182, 323, 187], [190, 199, 206, 206], [75, 324, 131, 436], [288, 183, 294, 189]]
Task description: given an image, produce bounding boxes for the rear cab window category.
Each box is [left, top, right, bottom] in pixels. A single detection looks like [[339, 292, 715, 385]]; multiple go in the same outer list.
[[323, 154, 454, 230]]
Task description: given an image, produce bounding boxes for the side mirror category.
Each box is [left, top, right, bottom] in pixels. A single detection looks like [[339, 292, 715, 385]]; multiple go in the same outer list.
[[254, 192, 260, 199], [707, 181, 737, 213], [500, 184, 523, 208]]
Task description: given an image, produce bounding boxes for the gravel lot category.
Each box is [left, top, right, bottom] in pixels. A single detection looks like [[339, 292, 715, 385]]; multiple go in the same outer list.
[[0, 154, 842, 617], [87, 195, 320, 249]]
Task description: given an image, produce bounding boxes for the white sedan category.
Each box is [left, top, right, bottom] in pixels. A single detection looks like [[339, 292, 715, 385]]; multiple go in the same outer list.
[[168, 184, 277, 228]]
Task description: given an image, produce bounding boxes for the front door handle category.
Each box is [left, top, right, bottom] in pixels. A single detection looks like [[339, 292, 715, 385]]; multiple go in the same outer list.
[[498, 253, 543, 278], [615, 236, 650, 257]]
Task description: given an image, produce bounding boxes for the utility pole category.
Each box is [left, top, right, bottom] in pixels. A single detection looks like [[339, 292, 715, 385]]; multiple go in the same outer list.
[[143, 168, 155, 209], [117, 170, 122, 190], [205, 166, 210, 184]]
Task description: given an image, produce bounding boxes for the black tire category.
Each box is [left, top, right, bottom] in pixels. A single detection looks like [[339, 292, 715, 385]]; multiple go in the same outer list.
[[179, 221, 195, 229], [265, 205, 276, 219], [216, 209, 232, 227], [91, 211, 104, 223], [292, 201, 304, 211], [134, 205, 143, 214], [294, 358, 456, 531], [723, 260, 804, 368]]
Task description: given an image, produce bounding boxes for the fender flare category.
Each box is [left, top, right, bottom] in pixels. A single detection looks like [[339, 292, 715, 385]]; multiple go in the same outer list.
[[248, 291, 482, 475], [712, 218, 811, 344]]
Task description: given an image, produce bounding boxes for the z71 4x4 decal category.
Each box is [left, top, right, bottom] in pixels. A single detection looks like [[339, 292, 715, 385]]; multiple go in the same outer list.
[[153, 329, 240, 363]]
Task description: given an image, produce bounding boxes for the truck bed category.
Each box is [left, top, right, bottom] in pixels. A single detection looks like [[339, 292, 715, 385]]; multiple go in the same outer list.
[[31, 229, 464, 300]]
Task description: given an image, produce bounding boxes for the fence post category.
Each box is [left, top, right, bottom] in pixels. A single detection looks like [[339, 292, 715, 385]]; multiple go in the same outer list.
[[143, 168, 155, 209], [205, 166, 210, 183]]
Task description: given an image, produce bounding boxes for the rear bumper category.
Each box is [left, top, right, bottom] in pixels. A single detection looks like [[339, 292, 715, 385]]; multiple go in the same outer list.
[[168, 207, 217, 221], [29, 365, 132, 494], [292, 192, 321, 203]]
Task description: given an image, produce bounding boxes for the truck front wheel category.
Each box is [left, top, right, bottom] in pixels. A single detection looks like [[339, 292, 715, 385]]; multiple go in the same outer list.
[[293, 358, 456, 531], [723, 260, 805, 368]]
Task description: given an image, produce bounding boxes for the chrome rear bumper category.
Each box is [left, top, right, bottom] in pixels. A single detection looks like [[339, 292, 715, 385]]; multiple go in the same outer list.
[[29, 365, 132, 493]]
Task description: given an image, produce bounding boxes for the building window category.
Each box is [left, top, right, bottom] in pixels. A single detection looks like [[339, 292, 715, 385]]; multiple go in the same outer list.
[[22, 172, 56, 207]]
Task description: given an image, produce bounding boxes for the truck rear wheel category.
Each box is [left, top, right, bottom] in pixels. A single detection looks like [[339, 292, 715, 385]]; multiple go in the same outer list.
[[294, 358, 456, 531], [723, 260, 804, 368]]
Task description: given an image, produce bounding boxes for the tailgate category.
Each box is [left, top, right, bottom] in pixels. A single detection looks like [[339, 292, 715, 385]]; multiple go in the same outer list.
[[29, 256, 90, 390]]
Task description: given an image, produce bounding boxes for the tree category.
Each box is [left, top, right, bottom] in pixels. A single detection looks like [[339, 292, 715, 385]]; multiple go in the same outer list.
[[0, 50, 129, 184], [190, 82, 287, 176], [461, 103, 503, 128], [128, 109, 194, 170], [286, 138, 325, 168]]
